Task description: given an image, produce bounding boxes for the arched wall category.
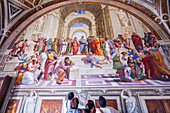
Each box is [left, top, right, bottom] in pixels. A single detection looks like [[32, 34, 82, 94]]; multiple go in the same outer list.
[[1, 0, 169, 50], [66, 17, 93, 38], [71, 29, 88, 40]]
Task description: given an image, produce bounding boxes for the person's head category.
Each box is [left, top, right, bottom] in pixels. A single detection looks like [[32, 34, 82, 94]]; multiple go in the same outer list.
[[85, 100, 96, 113], [149, 43, 154, 47], [132, 32, 136, 35], [145, 42, 149, 47], [157, 43, 160, 48], [131, 49, 136, 54], [68, 92, 74, 100], [98, 96, 106, 108], [49, 38, 52, 41], [137, 46, 142, 51], [29, 91, 34, 97], [105, 37, 108, 41], [20, 50, 24, 54], [22, 63, 27, 68], [74, 37, 77, 40], [53, 38, 56, 41], [43, 39, 47, 42], [25, 39, 28, 42], [70, 97, 79, 109], [121, 52, 127, 56], [88, 52, 93, 56], [128, 56, 133, 61], [81, 36, 84, 39], [48, 49, 52, 53], [32, 58, 37, 64], [64, 57, 69, 63], [127, 90, 132, 97]]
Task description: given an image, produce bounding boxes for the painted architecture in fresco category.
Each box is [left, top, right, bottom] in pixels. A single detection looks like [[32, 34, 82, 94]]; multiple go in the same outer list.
[[0, 0, 170, 113]]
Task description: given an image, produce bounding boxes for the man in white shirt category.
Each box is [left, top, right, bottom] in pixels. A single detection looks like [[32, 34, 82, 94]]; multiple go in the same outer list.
[[63, 92, 74, 113], [96, 96, 120, 113]]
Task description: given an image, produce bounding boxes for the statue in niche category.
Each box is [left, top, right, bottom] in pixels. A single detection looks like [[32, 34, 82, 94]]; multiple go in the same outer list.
[[121, 89, 139, 113], [33, 16, 46, 32], [116, 10, 130, 27], [23, 91, 38, 113], [78, 92, 90, 106], [34, 20, 40, 32]]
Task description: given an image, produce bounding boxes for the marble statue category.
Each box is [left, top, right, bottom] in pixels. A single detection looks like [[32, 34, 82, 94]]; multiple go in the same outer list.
[[23, 91, 38, 113], [121, 89, 139, 113], [33, 16, 46, 32], [116, 10, 130, 27], [78, 92, 90, 106]]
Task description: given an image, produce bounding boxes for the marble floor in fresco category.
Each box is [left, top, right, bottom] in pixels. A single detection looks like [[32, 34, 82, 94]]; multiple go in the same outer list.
[[14, 74, 170, 88]]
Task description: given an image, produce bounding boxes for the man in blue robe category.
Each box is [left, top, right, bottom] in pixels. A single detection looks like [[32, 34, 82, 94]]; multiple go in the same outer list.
[[79, 36, 88, 55]]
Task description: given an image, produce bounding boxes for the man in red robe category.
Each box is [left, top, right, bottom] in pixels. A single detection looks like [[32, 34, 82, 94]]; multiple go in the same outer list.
[[131, 32, 143, 52], [142, 51, 159, 79]]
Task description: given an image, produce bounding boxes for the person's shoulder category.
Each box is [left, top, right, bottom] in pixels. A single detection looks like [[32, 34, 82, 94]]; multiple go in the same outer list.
[[106, 106, 120, 113]]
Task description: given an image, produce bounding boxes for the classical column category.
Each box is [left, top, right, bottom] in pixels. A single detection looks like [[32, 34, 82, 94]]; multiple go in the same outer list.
[[53, 12, 60, 38], [92, 25, 96, 36]]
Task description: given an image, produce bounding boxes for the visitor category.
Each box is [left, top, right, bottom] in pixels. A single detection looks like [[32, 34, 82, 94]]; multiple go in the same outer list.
[[65, 92, 75, 113], [96, 96, 120, 113], [67, 97, 82, 113], [83, 100, 96, 113]]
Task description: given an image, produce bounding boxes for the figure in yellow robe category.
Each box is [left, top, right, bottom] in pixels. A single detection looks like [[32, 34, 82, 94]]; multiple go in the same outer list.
[[92, 37, 103, 55], [51, 38, 58, 55], [148, 48, 170, 76], [68, 39, 72, 53]]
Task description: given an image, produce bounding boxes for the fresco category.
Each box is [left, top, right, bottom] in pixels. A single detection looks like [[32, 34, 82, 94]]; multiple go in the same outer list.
[[0, 2, 170, 113], [5, 99, 19, 113], [40, 100, 62, 113]]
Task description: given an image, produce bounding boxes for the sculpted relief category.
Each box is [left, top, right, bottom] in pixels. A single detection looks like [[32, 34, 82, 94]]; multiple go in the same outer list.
[[116, 10, 131, 27]]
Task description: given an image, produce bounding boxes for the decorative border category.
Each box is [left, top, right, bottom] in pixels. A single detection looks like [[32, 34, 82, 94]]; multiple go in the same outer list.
[[35, 96, 66, 113], [7, 96, 23, 113], [139, 96, 170, 113]]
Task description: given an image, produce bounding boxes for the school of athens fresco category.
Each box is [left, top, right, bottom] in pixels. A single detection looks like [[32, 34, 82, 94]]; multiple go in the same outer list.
[[0, 1, 170, 113]]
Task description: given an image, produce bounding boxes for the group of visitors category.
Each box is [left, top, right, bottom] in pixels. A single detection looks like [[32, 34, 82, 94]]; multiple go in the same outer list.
[[64, 92, 120, 113], [6, 31, 170, 86]]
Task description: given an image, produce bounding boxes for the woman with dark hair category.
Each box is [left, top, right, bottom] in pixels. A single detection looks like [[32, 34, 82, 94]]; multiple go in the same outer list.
[[83, 100, 96, 113], [68, 97, 81, 113]]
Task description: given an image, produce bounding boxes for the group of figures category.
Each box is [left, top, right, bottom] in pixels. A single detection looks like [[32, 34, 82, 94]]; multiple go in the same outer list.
[[6, 31, 170, 86]]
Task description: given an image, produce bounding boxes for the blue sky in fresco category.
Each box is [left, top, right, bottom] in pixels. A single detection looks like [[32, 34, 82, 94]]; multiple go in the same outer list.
[[71, 23, 88, 27]]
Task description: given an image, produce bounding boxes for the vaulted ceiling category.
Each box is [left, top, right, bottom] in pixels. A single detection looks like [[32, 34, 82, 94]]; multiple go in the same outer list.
[[59, 4, 102, 20]]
